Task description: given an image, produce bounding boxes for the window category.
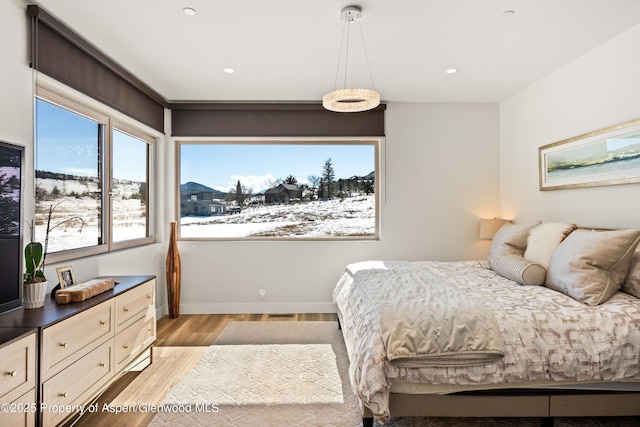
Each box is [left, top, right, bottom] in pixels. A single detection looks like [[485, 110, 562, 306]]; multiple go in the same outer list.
[[177, 140, 379, 240], [34, 86, 154, 262], [112, 126, 152, 243]]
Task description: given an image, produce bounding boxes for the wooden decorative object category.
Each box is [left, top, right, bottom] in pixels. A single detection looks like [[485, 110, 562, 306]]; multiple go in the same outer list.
[[165, 221, 181, 318], [55, 278, 115, 304]]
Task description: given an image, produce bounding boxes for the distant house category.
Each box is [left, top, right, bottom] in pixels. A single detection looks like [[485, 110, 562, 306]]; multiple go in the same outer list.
[[181, 192, 227, 216], [264, 184, 302, 204]]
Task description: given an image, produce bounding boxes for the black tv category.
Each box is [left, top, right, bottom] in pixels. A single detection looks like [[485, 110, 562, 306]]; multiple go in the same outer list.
[[0, 140, 24, 314]]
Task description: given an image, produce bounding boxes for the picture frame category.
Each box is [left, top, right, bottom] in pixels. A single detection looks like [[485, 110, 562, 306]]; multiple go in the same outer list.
[[539, 118, 640, 191], [56, 265, 76, 288]]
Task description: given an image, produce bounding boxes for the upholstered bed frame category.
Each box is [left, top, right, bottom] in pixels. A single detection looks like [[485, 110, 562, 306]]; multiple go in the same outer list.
[[359, 385, 640, 427], [335, 311, 640, 427], [335, 224, 640, 427]]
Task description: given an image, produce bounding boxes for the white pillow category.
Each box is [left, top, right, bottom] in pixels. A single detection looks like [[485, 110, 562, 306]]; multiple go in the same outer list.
[[524, 222, 576, 269]]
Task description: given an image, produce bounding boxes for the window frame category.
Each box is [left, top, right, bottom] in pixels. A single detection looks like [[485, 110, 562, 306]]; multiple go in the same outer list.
[[175, 137, 382, 241], [109, 121, 155, 251], [35, 80, 156, 265]]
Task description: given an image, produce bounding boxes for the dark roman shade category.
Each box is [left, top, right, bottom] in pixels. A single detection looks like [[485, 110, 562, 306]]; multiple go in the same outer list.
[[27, 5, 385, 137], [171, 103, 385, 137], [28, 5, 167, 132]]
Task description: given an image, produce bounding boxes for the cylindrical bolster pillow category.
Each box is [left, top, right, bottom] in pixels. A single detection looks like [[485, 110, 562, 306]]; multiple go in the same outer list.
[[490, 254, 547, 286]]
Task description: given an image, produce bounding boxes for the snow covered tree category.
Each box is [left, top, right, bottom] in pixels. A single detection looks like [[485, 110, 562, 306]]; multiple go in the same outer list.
[[322, 158, 335, 200]]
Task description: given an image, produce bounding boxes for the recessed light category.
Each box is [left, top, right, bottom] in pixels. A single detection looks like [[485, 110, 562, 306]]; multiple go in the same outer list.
[[445, 68, 459, 74], [223, 67, 236, 74], [183, 7, 197, 16]]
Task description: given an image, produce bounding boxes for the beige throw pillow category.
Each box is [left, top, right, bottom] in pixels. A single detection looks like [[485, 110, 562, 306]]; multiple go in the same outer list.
[[488, 223, 537, 269], [490, 254, 547, 286], [524, 222, 577, 269], [546, 229, 640, 306], [622, 249, 640, 298]]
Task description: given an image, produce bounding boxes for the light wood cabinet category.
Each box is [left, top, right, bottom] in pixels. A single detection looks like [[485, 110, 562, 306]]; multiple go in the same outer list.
[[2, 389, 37, 427], [0, 333, 36, 402], [0, 275, 155, 427], [41, 300, 114, 381], [41, 339, 114, 427], [114, 280, 155, 372], [115, 280, 154, 333], [0, 332, 37, 427]]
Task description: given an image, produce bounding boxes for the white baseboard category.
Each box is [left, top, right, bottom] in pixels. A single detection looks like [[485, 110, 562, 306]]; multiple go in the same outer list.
[[157, 302, 337, 315]]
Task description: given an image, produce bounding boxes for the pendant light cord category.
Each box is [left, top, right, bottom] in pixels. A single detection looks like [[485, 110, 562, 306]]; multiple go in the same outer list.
[[332, 20, 348, 91], [331, 18, 376, 92], [358, 22, 376, 91]]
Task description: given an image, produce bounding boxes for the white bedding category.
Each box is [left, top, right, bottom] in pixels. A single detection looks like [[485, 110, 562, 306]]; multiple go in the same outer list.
[[332, 260, 640, 423]]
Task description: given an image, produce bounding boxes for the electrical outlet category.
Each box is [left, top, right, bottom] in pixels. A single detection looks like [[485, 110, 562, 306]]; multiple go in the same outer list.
[[259, 289, 266, 299]]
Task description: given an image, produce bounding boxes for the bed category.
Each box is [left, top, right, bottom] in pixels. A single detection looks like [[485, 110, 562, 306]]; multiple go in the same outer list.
[[333, 224, 640, 426]]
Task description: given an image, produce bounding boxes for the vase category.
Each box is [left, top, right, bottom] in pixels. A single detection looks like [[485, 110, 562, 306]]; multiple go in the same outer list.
[[165, 221, 181, 319], [24, 281, 48, 309]]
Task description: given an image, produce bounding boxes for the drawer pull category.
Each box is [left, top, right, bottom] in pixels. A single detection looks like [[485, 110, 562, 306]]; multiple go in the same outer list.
[[8, 370, 17, 377], [99, 362, 106, 367], [60, 392, 68, 398], [123, 345, 129, 349], [123, 307, 129, 312], [147, 294, 151, 299], [100, 320, 106, 325], [148, 328, 152, 332], [60, 342, 68, 348]]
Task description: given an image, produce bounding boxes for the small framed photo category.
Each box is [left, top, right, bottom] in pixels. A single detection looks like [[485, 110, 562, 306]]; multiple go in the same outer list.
[[56, 265, 76, 288]]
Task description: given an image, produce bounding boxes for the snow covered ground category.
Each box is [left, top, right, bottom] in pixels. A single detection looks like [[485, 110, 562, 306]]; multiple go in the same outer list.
[[35, 178, 147, 252], [33, 176, 375, 251], [180, 195, 376, 238]]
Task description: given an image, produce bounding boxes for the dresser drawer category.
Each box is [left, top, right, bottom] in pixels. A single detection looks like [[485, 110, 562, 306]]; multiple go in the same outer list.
[[1, 388, 37, 427], [0, 333, 36, 402], [115, 279, 154, 332], [41, 300, 114, 380], [41, 339, 114, 427], [115, 314, 156, 372]]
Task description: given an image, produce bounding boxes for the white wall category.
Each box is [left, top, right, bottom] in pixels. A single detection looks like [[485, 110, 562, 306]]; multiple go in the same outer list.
[[500, 23, 640, 228], [0, 0, 32, 184], [172, 102, 500, 313], [2, 0, 500, 315], [0, 0, 168, 316]]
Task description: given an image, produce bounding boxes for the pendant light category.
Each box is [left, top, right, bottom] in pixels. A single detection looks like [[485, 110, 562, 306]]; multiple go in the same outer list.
[[323, 5, 380, 113]]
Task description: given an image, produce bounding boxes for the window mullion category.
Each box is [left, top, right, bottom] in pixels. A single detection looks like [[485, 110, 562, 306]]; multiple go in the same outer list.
[[102, 119, 112, 249]]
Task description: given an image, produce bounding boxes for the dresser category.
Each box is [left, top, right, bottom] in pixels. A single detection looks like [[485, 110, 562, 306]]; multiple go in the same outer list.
[[0, 328, 37, 427], [0, 275, 156, 427]]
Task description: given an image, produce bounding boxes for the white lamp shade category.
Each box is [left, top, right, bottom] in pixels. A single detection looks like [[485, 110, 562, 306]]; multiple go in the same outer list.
[[479, 218, 509, 240]]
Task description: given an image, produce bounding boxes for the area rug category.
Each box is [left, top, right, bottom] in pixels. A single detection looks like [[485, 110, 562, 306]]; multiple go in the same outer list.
[[149, 321, 640, 427], [150, 321, 362, 427], [159, 343, 343, 406]]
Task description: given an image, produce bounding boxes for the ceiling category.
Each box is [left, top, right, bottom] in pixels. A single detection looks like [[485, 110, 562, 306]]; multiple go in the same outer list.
[[31, 0, 640, 104]]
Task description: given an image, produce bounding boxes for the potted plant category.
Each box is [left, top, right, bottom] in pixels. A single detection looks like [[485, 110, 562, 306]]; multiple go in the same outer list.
[[23, 220, 48, 308], [23, 201, 85, 309]]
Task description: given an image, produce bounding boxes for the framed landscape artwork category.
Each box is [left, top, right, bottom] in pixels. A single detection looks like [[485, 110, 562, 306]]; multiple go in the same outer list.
[[539, 118, 640, 191]]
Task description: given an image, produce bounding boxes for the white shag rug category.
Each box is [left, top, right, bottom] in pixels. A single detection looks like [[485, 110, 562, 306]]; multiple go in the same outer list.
[[160, 343, 343, 406]]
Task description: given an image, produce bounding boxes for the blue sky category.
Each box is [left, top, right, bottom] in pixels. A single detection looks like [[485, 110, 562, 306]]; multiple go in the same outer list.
[[36, 99, 100, 177], [36, 99, 147, 181], [35, 99, 376, 190], [180, 143, 375, 192]]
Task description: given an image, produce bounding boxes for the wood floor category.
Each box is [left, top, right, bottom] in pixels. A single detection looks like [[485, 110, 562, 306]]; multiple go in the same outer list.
[[68, 313, 337, 427]]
